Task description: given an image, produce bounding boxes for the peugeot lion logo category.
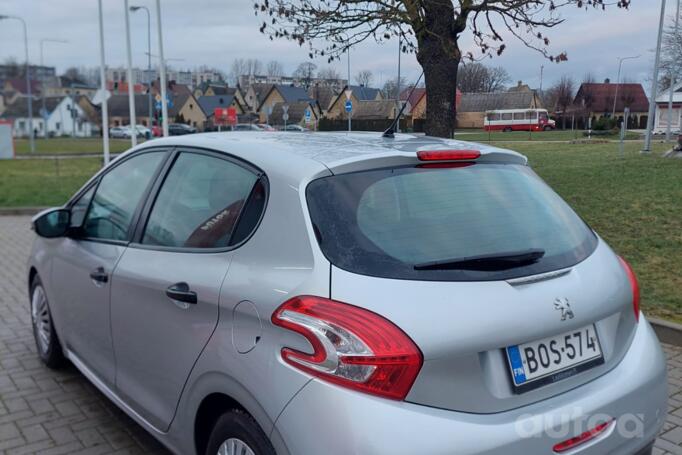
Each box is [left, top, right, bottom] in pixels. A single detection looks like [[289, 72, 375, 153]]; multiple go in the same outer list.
[[554, 298, 574, 321]]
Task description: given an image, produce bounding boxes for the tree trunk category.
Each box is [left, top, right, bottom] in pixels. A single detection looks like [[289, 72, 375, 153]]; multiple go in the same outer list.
[[416, 12, 460, 138]]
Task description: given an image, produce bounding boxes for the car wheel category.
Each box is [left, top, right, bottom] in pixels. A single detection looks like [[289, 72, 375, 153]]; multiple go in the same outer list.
[[503, 127, 512, 132], [544, 126, 552, 131], [30, 277, 66, 369], [205, 410, 275, 455]]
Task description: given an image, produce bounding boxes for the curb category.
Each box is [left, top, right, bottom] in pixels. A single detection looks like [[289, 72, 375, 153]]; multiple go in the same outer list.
[[0, 207, 47, 216], [650, 317, 682, 347]]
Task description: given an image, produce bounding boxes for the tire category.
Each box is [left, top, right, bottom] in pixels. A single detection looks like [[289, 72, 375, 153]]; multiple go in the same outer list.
[[544, 125, 553, 131], [503, 127, 512, 132], [205, 409, 275, 455], [30, 276, 66, 369]]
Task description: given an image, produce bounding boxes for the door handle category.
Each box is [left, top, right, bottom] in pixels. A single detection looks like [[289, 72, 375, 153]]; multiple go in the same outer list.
[[165, 282, 197, 305], [89, 267, 109, 284]]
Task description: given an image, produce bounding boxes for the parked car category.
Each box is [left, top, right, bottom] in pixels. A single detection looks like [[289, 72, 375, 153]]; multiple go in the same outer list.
[[168, 123, 197, 136], [281, 124, 309, 132], [28, 132, 666, 455], [109, 126, 128, 139], [257, 124, 277, 132], [232, 123, 264, 131], [134, 125, 152, 139]]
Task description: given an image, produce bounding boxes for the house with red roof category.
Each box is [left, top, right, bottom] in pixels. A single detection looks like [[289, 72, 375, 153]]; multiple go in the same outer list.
[[572, 80, 649, 128]]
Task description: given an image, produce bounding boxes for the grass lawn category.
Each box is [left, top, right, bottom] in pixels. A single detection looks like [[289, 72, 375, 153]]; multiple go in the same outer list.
[[498, 140, 682, 322], [14, 137, 142, 155], [456, 129, 641, 142], [0, 139, 680, 321], [0, 158, 101, 207]]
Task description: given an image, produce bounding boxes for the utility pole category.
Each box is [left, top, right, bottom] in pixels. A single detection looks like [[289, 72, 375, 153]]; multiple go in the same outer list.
[[155, 0, 169, 137], [124, 0, 137, 146], [0, 15, 34, 152], [643, 0, 668, 154], [97, 0, 110, 165], [539, 65, 544, 92], [667, 0, 681, 142], [347, 47, 351, 133], [130, 6, 152, 133], [397, 36, 401, 133]]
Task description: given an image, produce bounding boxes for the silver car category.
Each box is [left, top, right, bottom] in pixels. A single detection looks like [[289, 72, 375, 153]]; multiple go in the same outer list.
[[28, 132, 666, 455]]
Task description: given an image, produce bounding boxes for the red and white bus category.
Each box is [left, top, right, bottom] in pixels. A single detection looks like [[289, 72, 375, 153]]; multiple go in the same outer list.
[[484, 109, 556, 132]]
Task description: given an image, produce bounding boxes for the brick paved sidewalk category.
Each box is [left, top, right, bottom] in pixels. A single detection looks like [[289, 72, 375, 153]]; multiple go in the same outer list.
[[0, 215, 680, 455]]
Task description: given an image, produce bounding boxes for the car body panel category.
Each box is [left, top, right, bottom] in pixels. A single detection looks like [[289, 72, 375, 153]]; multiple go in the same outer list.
[[274, 319, 666, 455], [109, 247, 231, 431], [330, 238, 638, 413], [50, 238, 124, 386]]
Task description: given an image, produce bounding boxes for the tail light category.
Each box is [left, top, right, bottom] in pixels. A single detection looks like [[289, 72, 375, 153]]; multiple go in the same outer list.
[[552, 419, 614, 453], [618, 256, 640, 322], [272, 296, 423, 400], [417, 149, 481, 161]]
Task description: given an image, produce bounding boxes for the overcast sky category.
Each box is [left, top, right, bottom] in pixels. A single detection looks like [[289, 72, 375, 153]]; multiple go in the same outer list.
[[0, 0, 666, 90]]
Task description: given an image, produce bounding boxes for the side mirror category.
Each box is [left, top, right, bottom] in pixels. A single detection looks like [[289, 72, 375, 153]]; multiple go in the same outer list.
[[32, 208, 71, 238]]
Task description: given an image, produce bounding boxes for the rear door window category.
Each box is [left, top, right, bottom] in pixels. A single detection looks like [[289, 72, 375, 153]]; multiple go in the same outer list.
[[141, 152, 259, 249], [306, 164, 597, 281]]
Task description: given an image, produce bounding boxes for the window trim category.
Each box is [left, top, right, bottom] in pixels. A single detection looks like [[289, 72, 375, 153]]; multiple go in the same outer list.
[[68, 147, 173, 246], [128, 147, 269, 254]]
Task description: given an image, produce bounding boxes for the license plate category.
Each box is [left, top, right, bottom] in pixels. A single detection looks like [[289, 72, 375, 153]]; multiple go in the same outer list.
[[506, 324, 604, 393]]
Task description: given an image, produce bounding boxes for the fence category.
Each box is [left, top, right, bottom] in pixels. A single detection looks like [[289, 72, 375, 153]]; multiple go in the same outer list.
[[317, 118, 411, 132]]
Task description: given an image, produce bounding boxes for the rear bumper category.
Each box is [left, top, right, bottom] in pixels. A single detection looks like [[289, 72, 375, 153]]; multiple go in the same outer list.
[[273, 318, 667, 455]]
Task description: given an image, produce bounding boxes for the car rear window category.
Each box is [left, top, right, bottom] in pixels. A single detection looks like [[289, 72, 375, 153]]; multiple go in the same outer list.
[[306, 163, 597, 281]]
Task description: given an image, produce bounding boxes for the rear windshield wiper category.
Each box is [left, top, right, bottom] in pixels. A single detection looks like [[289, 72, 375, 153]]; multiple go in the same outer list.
[[413, 249, 546, 271]]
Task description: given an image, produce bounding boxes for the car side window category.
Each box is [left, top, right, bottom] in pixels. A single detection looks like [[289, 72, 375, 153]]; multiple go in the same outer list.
[[82, 152, 166, 241], [70, 185, 95, 227], [142, 152, 258, 249]]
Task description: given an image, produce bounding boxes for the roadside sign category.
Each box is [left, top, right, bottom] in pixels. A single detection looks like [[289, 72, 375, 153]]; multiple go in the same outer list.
[[304, 109, 312, 124], [155, 93, 162, 102], [226, 107, 237, 125], [0, 119, 14, 160], [344, 89, 353, 100], [91, 89, 112, 106], [345, 100, 352, 113], [282, 113, 289, 122], [282, 104, 289, 114]]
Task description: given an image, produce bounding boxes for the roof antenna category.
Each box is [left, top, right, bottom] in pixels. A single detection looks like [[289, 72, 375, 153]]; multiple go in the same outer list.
[[383, 71, 424, 139]]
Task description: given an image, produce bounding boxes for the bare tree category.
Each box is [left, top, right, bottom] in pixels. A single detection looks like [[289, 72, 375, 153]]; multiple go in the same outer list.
[[355, 70, 374, 87], [382, 76, 408, 99], [254, 0, 629, 138], [457, 63, 489, 93], [266, 60, 285, 77], [230, 58, 263, 85], [545, 76, 575, 128], [483, 66, 511, 92], [318, 66, 341, 80], [293, 62, 318, 88], [457, 63, 509, 92]]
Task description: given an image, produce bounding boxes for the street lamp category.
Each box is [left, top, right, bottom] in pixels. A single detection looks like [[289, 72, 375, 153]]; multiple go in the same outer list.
[[130, 5, 153, 133], [155, 0, 169, 137], [0, 14, 34, 153], [666, 0, 681, 142], [40, 39, 68, 136], [612, 55, 639, 119], [643, 0, 668, 154], [97, 0, 111, 165], [123, 0, 138, 147]]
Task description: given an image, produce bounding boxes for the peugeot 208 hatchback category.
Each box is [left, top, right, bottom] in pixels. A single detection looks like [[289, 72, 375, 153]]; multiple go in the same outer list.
[[28, 132, 666, 455]]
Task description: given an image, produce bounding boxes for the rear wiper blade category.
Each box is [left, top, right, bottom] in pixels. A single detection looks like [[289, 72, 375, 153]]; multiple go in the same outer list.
[[413, 249, 546, 271]]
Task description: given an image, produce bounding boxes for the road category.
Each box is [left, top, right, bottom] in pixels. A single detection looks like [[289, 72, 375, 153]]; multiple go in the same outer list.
[[0, 215, 680, 454]]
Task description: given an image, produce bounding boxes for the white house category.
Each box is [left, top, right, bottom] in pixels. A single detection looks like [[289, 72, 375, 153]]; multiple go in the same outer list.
[[46, 96, 94, 138], [0, 98, 46, 138], [654, 82, 682, 134]]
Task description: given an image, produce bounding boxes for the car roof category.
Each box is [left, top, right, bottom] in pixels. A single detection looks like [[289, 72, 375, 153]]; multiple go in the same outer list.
[[130, 131, 527, 181]]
